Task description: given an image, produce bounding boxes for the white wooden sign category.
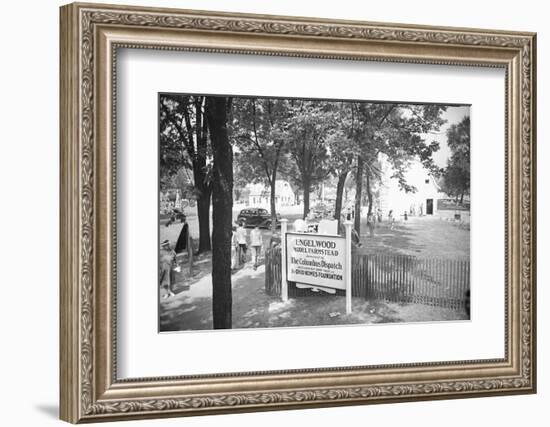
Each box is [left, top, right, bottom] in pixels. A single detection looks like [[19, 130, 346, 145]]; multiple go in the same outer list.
[[280, 219, 353, 313], [286, 233, 346, 290]]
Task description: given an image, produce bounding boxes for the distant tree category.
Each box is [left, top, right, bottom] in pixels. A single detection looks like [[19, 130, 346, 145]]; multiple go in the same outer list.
[[350, 103, 395, 234], [231, 98, 290, 231], [160, 95, 212, 253], [325, 103, 358, 224], [350, 103, 447, 236], [442, 163, 469, 203], [380, 104, 447, 192], [159, 132, 188, 190], [442, 116, 470, 203], [363, 160, 383, 217], [164, 167, 196, 200], [285, 101, 334, 218], [206, 96, 233, 330]]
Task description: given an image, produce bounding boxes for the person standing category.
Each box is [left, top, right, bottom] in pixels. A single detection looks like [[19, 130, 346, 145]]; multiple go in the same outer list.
[[231, 226, 238, 270], [236, 222, 248, 265], [388, 210, 395, 230], [367, 212, 375, 237], [174, 215, 189, 254], [174, 215, 193, 274], [377, 208, 383, 224], [250, 225, 263, 270], [159, 240, 176, 298]]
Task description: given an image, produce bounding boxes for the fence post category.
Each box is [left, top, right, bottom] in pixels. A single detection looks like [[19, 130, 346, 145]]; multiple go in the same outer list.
[[344, 220, 353, 314], [280, 218, 288, 302], [187, 233, 193, 276]]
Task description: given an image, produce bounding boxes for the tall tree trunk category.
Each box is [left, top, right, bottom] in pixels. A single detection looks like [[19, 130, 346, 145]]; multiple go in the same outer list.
[[196, 192, 211, 253], [302, 177, 311, 219], [460, 191, 464, 204], [206, 97, 233, 329], [186, 96, 211, 254], [192, 159, 211, 254], [334, 170, 348, 226], [269, 175, 277, 233], [354, 155, 364, 236], [365, 169, 373, 215]]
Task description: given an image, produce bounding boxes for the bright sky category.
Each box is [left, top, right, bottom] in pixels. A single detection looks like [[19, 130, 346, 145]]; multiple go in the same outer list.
[[428, 105, 470, 168]]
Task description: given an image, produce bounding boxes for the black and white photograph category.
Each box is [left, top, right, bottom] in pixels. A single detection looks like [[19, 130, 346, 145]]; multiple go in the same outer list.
[[158, 94, 471, 331]]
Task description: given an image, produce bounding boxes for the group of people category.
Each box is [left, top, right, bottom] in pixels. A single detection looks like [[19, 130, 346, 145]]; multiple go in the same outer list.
[[159, 213, 270, 299], [159, 206, 408, 297], [231, 222, 263, 270], [355, 208, 402, 240]]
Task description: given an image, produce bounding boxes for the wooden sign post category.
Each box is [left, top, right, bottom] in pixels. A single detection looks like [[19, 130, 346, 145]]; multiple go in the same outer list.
[[344, 220, 353, 314], [281, 218, 353, 314], [280, 218, 288, 302]]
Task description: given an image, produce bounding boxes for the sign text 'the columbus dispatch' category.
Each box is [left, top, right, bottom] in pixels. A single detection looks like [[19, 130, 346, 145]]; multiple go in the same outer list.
[[286, 233, 346, 290]]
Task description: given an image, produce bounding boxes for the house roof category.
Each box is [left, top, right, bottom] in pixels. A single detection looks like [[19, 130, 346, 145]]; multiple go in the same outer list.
[[247, 180, 295, 196]]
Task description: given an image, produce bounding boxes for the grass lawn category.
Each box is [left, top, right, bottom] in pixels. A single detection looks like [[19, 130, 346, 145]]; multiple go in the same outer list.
[[357, 216, 469, 259]]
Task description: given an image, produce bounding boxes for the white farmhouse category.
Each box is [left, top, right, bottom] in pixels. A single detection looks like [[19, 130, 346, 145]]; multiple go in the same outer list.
[[247, 180, 295, 208], [377, 154, 446, 217]]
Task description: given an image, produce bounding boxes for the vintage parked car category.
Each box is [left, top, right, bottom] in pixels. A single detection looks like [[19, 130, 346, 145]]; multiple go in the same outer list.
[[237, 208, 280, 228], [311, 202, 334, 219]]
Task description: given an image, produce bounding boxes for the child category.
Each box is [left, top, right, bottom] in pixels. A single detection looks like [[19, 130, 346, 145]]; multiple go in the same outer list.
[[388, 210, 395, 230], [159, 240, 176, 298], [250, 225, 263, 270], [236, 222, 248, 265], [367, 212, 375, 237]]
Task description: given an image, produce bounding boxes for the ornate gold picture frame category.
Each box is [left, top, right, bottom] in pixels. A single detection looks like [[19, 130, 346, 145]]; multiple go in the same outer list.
[[60, 2, 536, 423]]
